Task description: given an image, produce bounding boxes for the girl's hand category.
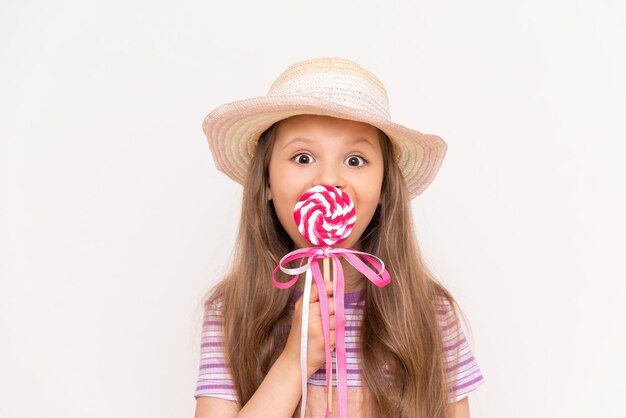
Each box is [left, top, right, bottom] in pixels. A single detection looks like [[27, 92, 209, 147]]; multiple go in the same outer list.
[[282, 280, 335, 378]]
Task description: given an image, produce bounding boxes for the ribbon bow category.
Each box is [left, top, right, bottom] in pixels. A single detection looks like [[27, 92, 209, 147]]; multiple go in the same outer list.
[[272, 246, 391, 418]]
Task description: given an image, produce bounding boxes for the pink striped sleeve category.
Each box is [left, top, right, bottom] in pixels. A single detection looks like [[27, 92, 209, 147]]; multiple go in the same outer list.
[[436, 296, 485, 403], [194, 298, 238, 402]]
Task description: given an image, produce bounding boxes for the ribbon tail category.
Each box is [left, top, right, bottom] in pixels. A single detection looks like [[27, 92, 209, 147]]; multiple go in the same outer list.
[[310, 260, 333, 417], [300, 267, 313, 418], [332, 255, 348, 418], [272, 246, 391, 418]]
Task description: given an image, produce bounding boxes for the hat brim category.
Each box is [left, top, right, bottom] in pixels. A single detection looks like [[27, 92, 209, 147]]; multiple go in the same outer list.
[[203, 95, 447, 199]]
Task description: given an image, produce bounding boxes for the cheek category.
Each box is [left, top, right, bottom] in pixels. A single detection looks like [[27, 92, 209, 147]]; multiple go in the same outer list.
[[269, 158, 303, 192], [355, 198, 379, 231], [268, 170, 300, 234], [354, 185, 383, 232]]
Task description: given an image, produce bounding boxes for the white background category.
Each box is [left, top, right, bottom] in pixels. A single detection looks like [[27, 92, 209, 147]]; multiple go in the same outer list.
[[1, 1, 625, 417]]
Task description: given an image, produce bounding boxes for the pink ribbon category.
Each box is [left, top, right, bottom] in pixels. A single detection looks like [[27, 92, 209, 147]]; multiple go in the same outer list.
[[272, 246, 391, 418]]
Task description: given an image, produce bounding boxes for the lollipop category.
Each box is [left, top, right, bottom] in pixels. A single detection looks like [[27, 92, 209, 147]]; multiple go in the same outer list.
[[293, 184, 356, 413], [274, 184, 390, 418], [293, 184, 356, 246]]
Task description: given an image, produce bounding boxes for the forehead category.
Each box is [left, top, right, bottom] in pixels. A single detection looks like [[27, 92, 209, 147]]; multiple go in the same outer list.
[[275, 115, 380, 143]]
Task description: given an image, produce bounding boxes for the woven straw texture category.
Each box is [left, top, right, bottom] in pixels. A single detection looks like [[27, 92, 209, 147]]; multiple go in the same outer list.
[[202, 57, 447, 199]]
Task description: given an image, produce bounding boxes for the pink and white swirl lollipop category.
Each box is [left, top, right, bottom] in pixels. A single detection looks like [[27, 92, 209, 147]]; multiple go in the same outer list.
[[293, 184, 356, 246]]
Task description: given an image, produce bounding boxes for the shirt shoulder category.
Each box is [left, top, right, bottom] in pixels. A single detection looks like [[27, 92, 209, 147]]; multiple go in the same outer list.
[[194, 296, 238, 402], [434, 295, 485, 403]]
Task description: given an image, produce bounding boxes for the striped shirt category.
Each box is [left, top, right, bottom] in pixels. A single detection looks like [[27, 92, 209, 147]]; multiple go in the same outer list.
[[194, 290, 484, 414]]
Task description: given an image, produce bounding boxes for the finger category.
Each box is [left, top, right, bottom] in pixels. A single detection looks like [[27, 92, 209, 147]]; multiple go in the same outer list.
[[323, 280, 334, 296], [309, 297, 334, 318], [308, 281, 320, 303], [308, 301, 320, 316], [329, 315, 335, 331], [304, 278, 334, 304], [327, 297, 335, 315]]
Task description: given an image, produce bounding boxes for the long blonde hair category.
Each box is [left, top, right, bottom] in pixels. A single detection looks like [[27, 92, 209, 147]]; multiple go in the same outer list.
[[204, 120, 465, 417]]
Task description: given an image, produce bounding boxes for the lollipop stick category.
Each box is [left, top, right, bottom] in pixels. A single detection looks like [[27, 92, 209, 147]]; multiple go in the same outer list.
[[294, 185, 355, 415], [323, 256, 333, 413], [323, 257, 330, 281]]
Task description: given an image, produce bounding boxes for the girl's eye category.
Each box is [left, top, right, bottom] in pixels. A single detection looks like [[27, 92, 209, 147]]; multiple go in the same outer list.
[[292, 153, 315, 165], [344, 155, 368, 167]]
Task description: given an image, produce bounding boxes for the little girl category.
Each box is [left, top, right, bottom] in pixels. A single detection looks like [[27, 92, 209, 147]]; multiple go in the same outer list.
[[194, 57, 484, 418]]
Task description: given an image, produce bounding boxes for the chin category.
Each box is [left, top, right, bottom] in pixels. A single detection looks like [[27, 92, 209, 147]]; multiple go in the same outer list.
[[287, 225, 365, 250]]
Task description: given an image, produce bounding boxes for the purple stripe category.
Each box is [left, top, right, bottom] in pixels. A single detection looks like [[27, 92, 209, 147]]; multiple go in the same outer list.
[[200, 363, 225, 370], [344, 290, 365, 304], [201, 341, 223, 348], [307, 380, 363, 388], [440, 320, 457, 332], [451, 375, 484, 391], [443, 336, 466, 352], [196, 383, 235, 390], [446, 355, 475, 372]]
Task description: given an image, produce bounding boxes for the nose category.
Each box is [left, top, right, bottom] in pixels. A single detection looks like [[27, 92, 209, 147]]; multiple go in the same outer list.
[[313, 161, 346, 190]]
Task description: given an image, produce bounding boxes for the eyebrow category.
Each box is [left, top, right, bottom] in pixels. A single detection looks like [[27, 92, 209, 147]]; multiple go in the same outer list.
[[281, 136, 376, 151]]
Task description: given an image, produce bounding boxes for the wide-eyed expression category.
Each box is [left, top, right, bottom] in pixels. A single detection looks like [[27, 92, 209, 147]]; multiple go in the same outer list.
[[268, 115, 384, 250]]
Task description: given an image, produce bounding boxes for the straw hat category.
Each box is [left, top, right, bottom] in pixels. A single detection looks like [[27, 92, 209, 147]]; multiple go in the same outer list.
[[202, 57, 447, 199]]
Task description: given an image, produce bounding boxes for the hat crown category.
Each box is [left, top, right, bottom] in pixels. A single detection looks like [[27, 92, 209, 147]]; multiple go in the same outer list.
[[267, 57, 391, 119]]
